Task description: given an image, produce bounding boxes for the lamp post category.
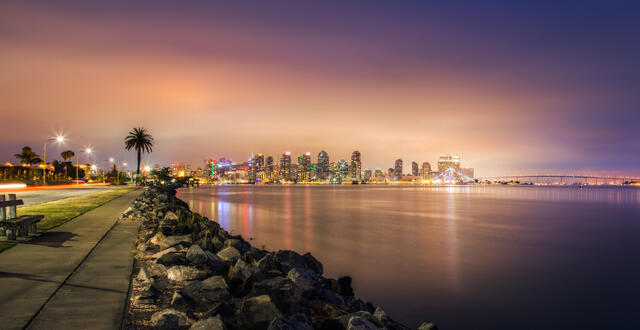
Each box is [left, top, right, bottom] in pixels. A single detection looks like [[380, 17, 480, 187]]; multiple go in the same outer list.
[[43, 135, 64, 186], [76, 148, 92, 182], [109, 158, 119, 184]]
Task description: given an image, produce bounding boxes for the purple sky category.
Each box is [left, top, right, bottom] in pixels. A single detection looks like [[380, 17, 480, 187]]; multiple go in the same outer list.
[[1, 1, 639, 176]]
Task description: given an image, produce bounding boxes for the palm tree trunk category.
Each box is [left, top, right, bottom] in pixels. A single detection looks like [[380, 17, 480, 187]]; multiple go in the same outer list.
[[137, 148, 141, 175]]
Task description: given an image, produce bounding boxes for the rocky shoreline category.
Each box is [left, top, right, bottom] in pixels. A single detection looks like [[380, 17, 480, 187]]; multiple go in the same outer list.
[[122, 185, 437, 330]]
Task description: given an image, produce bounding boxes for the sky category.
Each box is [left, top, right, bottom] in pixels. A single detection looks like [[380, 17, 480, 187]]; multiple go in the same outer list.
[[1, 1, 639, 177]]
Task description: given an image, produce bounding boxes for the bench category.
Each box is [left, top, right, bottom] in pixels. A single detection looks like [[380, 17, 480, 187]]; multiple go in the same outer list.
[[0, 194, 44, 241]]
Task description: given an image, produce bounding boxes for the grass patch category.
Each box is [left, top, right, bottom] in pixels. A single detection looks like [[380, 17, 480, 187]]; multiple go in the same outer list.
[[17, 186, 139, 232], [0, 242, 16, 253]]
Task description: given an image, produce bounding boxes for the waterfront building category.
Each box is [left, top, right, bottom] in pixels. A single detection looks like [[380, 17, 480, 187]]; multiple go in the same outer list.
[[363, 168, 372, 182], [279, 152, 292, 182], [422, 162, 431, 179], [297, 152, 311, 182], [338, 160, 349, 179], [438, 154, 461, 173], [461, 167, 474, 179], [265, 156, 274, 182], [394, 159, 403, 179], [374, 168, 385, 180], [317, 150, 329, 180], [412, 161, 419, 176], [350, 150, 361, 181]]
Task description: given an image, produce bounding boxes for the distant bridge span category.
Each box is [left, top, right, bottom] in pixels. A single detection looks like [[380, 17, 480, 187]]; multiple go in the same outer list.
[[479, 175, 640, 184]]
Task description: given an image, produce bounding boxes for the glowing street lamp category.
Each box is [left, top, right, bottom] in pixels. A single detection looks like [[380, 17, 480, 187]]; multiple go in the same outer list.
[[76, 147, 93, 182], [43, 134, 65, 185]]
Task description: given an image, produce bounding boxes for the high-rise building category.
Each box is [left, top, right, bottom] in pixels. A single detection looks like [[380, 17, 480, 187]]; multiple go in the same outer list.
[[363, 169, 372, 182], [338, 160, 349, 179], [394, 159, 403, 179], [248, 156, 257, 183], [411, 161, 419, 176], [374, 168, 385, 180], [265, 156, 274, 182], [279, 152, 292, 182], [297, 152, 311, 182], [256, 154, 265, 171], [317, 150, 329, 180], [437, 154, 461, 173], [421, 162, 431, 179], [350, 150, 361, 181]]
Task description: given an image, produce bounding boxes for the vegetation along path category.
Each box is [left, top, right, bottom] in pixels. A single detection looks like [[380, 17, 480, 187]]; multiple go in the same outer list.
[[0, 188, 142, 330]]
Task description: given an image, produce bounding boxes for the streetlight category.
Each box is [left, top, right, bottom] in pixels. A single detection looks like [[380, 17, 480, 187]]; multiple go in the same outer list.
[[43, 135, 65, 185], [76, 147, 92, 182]]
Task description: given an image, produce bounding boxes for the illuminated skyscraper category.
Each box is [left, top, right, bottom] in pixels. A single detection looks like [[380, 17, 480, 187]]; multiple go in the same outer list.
[[338, 159, 349, 179], [437, 154, 461, 173], [297, 152, 311, 182], [265, 156, 274, 182], [394, 159, 403, 179], [317, 150, 329, 180], [279, 152, 292, 182], [422, 161, 431, 179], [363, 168, 372, 182], [411, 161, 419, 176], [350, 150, 361, 181]]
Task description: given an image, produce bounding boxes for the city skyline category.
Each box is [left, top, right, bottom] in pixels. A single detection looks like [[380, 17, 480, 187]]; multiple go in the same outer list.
[[1, 1, 639, 176]]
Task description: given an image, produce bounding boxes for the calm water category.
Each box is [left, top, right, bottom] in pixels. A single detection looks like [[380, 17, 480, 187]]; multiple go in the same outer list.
[[177, 185, 640, 329]]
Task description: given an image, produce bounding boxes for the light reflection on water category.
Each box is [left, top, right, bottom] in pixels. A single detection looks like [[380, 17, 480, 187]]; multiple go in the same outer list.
[[178, 185, 640, 329]]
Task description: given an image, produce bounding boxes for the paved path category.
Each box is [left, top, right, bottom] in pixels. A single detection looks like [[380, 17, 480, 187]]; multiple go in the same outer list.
[[10, 186, 119, 207], [0, 189, 142, 330]]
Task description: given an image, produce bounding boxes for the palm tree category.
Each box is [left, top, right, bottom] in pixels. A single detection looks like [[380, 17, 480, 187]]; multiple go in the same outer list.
[[124, 127, 154, 176], [15, 146, 42, 179], [60, 150, 75, 179]]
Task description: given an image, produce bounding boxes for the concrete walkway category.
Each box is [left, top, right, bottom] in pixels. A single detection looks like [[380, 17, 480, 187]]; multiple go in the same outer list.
[[0, 189, 142, 330]]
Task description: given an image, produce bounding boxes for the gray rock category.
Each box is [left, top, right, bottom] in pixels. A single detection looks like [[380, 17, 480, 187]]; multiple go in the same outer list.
[[217, 246, 240, 263], [268, 314, 313, 330], [302, 252, 323, 275], [167, 265, 207, 281], [418, 322, 438, 330], [373, 306, 389, 325], [237, 295, 282, 329], [230, 259, 260, 285], [186, 244, 208, 265], [205, 251, 229, 275], [287, 268, 317, 298], [347, 316, 380, 330], [149, 232, 192, 250], [150, 309, 190, 329], [183, 276, 231, 305], [157, 252, 188, 266], [138, 263, 168, 282], [337, 312, 384, 329], [190, 315, 226, 330], [164, 211, 179, 221], [150, 246, 180, 259], [170, 291, 186, 306]]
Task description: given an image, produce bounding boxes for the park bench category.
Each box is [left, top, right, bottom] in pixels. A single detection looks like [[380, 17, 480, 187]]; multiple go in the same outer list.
[[0, 194, 44, 240]]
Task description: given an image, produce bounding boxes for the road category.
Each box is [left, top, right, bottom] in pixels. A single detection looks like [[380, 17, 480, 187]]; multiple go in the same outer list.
[[1, 186, 119, 207]]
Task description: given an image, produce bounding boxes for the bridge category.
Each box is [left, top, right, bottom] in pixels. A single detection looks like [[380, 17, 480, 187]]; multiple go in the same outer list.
[[478, 175, 640, 185]]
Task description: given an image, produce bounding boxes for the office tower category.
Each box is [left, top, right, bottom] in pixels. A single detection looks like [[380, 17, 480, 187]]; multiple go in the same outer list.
[[297, 152, 311, 182], [394, 159, 403, 179], [317, 150, 330, 180], [350, 150, 362, 181], [412, 161, 419, 176], [363, 168, 372, 182], [265, 156, 274, 182], [248, 156, 257, 183], [437, 154, 461, 173], [338, 159, 349, 179], [279, 152, 291, 182], [422, 161, 431, 179]]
